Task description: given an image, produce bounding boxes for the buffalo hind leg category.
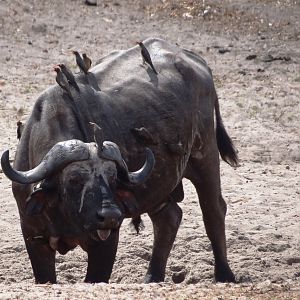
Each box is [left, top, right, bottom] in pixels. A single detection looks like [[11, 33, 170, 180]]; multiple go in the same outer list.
[[187, 156, 235, 283], [24, 238, 56, 284], [85, 229, 119, 283], [145, 201, 182, 283]]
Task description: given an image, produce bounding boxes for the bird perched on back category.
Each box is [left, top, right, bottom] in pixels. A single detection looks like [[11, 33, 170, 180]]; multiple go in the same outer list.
[[82, 53, 92, 73], [58, 63, 80, 92], [54, 66, 71, 95], [72, 51, 92, 74], [137, 41, 158, 75], [131, 127, 158, 145], [72, 51, 87, 74]]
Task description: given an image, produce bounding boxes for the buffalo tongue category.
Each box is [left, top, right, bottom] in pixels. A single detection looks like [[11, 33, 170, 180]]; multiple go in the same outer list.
[[97, 229, 111, 241]]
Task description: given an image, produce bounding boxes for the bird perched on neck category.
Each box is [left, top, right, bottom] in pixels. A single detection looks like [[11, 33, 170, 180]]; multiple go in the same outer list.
[[137, 41, 158, 75], [17, 121, 24, 140], [58, 63, 80, 92], [89, 122, 103, 146]]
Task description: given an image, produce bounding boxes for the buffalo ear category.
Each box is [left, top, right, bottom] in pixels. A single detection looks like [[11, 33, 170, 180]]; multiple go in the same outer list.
[[25, 188, 46, 216]]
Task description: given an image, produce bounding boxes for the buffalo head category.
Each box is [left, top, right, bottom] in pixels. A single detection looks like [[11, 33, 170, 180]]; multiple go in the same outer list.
[[1, 139, 155, 241]]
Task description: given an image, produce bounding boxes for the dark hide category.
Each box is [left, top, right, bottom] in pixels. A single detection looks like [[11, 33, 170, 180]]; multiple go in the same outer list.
[[7, 38, 238, 284]]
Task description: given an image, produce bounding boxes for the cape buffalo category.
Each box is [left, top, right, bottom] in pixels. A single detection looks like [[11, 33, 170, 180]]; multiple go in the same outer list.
[[1, 38, 238, 284]]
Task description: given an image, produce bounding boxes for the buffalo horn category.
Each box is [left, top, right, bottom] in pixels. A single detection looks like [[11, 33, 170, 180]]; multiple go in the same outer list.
[[125, 148, 155, 185], [99, 141, 155, 185], [1, 140, 90, 184]]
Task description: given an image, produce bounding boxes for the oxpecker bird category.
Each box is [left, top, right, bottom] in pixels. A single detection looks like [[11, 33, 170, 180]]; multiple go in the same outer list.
[[89, 122, 103, 146], [17, 121, 24, 140], [58, 63, 80, 92], [72, 51, 87, 74], [131, 127, 158, 145], [137, 41, 158, 75], [82, 53, 92, 73], [54, 66, 71, 95]]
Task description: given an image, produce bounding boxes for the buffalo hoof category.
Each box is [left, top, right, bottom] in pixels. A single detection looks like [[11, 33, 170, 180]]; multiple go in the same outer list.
[[144, 274, 164, 283], [215, 266, 236, 283]]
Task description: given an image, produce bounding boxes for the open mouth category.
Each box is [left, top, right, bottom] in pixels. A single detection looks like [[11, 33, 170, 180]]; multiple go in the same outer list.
[[96, 229, 111, 241], [84, 224, 113, 241], [84, 222, 120, 242]]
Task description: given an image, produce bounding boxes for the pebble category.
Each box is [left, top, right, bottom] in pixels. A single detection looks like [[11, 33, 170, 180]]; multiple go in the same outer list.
[[246, 54, 257, 60], [287, 257, 300, 265], [218, 48, 231, 54], [31, 23, 47, 34], [85, 0, 97, 6]]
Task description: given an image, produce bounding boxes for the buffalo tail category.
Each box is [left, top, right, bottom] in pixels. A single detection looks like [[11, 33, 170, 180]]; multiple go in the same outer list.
[[215, 97, 239, 167]]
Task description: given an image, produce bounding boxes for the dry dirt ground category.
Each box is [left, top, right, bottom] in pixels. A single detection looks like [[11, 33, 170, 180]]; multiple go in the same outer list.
[[0, 0, 299, 299]]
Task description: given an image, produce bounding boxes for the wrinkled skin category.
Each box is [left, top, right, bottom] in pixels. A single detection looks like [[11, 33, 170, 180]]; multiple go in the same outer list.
[[8, 38, 237, 284]]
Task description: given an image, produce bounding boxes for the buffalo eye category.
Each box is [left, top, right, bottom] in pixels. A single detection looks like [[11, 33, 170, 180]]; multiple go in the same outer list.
[[104, 166, 117, 184], [67, 174, 84, 190], [69, 178, 79, 185], [108, 174, 116, 184], [108, 174, 117, 190]]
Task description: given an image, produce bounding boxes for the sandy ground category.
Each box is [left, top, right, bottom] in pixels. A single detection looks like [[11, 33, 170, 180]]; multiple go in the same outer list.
[[0, 0, 299, 298]]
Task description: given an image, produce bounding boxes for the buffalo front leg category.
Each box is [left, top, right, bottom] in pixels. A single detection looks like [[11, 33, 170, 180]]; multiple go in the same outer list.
[[187, 156, 235, 283], [85, 229, 119, 283], [24, 237, 56, 284], [145, 201, 182, 283]]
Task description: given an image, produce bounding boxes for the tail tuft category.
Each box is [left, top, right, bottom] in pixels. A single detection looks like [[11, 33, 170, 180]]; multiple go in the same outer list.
[[215, 97, 239, 167], [129, 216, 145, 234]]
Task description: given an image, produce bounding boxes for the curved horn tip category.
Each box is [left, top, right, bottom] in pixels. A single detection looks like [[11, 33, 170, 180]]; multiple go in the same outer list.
[[1, 149, 30, 184], [145, 147, 155, 167], [1, 149, 9, 159], [126, 147, 155, 186], [1, 150, 24, 183], [1, 150, 10, 169]]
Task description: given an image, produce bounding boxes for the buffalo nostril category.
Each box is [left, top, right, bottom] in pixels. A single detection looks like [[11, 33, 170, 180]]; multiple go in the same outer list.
[[100, 208, 121, 219], [96, 211, 105, 222], [97, 208, 122, 227]]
